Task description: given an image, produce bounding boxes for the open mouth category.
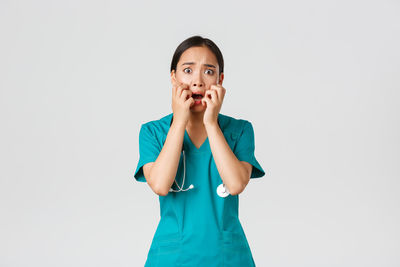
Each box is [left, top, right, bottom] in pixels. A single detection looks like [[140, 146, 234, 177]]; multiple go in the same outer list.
[[191, 93, 203, 100]]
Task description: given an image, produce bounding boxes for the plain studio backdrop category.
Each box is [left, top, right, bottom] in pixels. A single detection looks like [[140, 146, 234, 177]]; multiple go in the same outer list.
[[1, 0, 399, 266]]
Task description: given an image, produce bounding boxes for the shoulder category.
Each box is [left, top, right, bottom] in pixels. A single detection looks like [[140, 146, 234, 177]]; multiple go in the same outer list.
[[219, 113, 252, 134], [139, 113, 173, 137]]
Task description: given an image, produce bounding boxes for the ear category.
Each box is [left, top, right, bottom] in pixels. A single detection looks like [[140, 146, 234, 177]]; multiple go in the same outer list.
[[171, 70, 176, 84], [218, 72, 224, 85]]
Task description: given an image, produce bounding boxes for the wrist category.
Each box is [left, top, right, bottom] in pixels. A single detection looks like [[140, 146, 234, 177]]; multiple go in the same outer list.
[[204, 121, 219, 131], [171, 120, 187, 130]]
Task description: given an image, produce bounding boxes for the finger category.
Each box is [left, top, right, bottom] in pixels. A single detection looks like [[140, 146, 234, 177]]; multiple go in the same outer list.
[[181, 90, 188, 100], [181, 90, 192, 101], [186, 96, 195, 108], [172, 79, 181, 91], [172, 76, 185, 96], [201, 96, 211, 108], [180, 85, 190, 98], [205, 90, 218, 103], [177, 83, 189, 98], [210, 89, 218, 102], [211, 84, 225, 99], [201, 95, 211, 107], [188, 90, 193, 99]]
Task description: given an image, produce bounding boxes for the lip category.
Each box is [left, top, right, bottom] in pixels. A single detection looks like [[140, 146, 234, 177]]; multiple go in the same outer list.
[[193, 99, 202, 106]]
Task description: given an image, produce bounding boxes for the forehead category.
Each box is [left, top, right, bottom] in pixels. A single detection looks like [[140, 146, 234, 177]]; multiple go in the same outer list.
[[178, 46, 218, 65]]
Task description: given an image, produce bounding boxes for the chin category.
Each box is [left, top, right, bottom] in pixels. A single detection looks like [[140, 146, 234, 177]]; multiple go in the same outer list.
[[190, 105, 205, 112]]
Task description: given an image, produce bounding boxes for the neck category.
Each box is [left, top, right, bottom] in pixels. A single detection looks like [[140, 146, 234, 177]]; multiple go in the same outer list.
[[187, 111, 205, 128]]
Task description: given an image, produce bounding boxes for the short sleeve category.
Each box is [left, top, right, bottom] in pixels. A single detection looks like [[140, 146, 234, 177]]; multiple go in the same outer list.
[[233, 121, 266, 179], [133, 123, 161, 182]]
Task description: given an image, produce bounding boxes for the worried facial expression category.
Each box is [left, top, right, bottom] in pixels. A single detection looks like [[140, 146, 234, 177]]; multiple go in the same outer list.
[[171, 46, 224, 110]]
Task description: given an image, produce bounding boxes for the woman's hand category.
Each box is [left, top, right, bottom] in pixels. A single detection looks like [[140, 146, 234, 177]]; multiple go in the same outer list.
[[201, 84, 226, 126], [171, 76, 194, 126]]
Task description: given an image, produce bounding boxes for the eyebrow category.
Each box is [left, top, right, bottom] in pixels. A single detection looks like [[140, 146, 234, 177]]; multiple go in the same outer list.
[[181, 62, 216, 68]]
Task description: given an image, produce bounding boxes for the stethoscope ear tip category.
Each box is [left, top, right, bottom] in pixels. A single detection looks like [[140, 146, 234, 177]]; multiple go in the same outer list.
[[188, 184, 194, 189]]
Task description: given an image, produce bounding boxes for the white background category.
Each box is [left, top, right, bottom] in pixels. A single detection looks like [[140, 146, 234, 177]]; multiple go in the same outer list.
[[1, 0, 399, 266]]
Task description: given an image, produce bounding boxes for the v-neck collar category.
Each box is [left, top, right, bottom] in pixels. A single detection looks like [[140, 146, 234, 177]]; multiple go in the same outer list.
[[168, 113, 221, 153], [184, 130, 209, 152]]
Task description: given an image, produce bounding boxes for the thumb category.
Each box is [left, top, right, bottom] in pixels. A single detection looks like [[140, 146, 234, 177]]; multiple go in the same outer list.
[[201, 97, 208, 107], [187, 97, 195, 107]]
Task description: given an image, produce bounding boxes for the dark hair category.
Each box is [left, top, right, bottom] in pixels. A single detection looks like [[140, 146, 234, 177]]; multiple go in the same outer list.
[[170, 35, 224, 76]]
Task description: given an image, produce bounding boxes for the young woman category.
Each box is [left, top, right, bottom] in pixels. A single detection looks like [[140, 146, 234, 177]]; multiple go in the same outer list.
[[134, 35, 265, 266]]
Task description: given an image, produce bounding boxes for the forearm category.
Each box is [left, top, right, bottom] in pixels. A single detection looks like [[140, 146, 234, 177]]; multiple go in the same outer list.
[[205, 122, 248, 195], [149, 121, 185, 195]]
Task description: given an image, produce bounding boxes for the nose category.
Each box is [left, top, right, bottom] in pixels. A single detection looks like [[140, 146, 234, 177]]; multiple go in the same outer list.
[[192, 82, 203, 88], [192, 71, 204, 88]]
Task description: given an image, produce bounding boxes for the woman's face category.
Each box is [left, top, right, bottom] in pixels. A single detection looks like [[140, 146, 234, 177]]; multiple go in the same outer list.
[[171, 46, 224, 111]]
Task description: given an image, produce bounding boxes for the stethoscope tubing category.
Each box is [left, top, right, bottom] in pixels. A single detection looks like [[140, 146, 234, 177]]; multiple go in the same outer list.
[[169, 149, 193, 192], [168, 148, 229, 197]]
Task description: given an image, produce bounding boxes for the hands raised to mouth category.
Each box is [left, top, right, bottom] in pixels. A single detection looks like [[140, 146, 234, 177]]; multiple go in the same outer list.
[[171, 72, 226, 127], [171, 75, 194, 126], [201, 83, 226, 126]]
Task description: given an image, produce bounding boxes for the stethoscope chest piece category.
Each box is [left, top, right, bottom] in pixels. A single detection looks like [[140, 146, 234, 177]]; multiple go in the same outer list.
[[217, 183, 230, 198]]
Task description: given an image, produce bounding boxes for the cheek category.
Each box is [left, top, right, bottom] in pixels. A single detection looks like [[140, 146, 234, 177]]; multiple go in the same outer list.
[[203, 76, 218, 84], [208, 75, 219, 83], [205, 79, 219, 89], [176, 74, 191, 85]]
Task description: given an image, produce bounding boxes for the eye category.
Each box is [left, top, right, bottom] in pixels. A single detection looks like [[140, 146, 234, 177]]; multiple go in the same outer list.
[[205, 69, 214, 75], [183, 68, 192, 74]]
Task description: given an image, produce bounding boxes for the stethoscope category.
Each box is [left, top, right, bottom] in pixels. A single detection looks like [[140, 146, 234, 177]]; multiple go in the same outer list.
[[169, 148, 230, 197]]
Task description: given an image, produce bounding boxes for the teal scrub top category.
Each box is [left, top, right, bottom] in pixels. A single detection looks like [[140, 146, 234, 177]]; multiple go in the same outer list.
[[134, 113, 265, 267]]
